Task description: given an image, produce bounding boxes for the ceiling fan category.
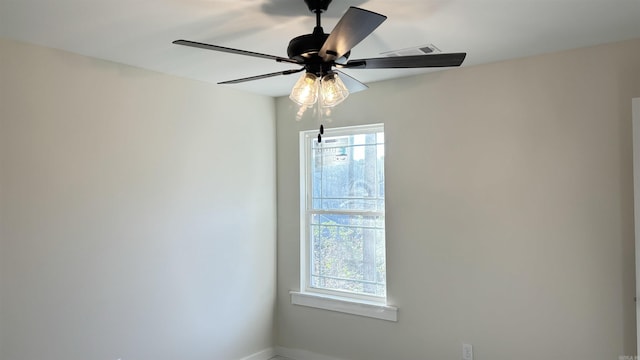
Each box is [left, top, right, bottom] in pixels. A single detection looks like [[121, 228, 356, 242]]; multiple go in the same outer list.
[[173, 0, 467, 108]]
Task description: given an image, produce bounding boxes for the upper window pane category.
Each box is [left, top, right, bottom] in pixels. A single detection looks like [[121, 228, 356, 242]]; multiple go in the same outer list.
[[311, 132, 384, 212]]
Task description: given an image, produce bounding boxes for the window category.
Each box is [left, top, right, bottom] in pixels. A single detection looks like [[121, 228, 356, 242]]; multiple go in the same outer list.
[[292, 124, 397, 321]]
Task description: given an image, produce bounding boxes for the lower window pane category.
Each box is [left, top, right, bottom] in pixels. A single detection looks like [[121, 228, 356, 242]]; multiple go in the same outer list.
[[310, 214, 386, 297]]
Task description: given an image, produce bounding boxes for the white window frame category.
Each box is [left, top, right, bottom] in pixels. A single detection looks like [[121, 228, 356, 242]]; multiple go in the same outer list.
[[291, 123, 397, 321]]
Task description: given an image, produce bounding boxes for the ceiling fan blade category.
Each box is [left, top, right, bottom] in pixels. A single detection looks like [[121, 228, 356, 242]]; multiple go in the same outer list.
[[335, 70, 368, 94], [319, 7, 387, 62], [339, 53, 467, 69], [173, 39, 300, 64], [218, 68, 305, 84]]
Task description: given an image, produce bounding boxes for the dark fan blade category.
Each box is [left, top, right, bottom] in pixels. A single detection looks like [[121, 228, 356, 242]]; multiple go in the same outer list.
[[339, 53, 467, 69], [173, 40, 300, 65], [218, 68, 305, 84], [335, 70, 368, 93], [319, 7, 387, 62]]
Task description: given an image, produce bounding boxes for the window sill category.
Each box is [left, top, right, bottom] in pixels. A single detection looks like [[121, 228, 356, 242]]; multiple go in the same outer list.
[[290, 291, 398, 322]]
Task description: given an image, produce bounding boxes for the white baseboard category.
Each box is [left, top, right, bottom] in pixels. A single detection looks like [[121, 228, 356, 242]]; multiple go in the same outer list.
[[275, 346, 348, 360], [240, 348, 277, 360], [239, 346, 348, 360]]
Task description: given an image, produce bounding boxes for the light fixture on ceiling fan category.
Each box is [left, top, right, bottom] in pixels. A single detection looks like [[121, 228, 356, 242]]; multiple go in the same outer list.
[[289, 71, 349, 107], [173, 0, 467, 108]]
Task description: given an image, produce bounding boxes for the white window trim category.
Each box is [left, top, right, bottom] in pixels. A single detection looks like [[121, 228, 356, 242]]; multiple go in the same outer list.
[[293, 124, 397, 321], [290, 291, 398, 322]]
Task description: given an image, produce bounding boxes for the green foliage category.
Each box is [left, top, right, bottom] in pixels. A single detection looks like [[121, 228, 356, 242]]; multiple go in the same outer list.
[[311, 216, 386, 296]]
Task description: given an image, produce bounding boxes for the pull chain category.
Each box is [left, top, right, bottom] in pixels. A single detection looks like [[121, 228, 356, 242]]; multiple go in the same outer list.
[[317, 93, 324, 142]]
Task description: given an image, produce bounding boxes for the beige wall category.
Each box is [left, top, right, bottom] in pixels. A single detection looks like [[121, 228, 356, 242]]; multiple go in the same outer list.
[[0, 38, 277, 360], [276, 39, 640, 360]]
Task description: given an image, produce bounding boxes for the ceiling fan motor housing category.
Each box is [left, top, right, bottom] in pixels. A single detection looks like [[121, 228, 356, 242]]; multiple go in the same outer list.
[[287, 30, 349, 76], [287, 29, 329, 61]]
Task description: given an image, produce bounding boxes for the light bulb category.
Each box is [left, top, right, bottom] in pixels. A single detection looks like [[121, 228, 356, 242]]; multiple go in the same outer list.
[[289, 73, 319, 107], [320, 72, 349, 107]]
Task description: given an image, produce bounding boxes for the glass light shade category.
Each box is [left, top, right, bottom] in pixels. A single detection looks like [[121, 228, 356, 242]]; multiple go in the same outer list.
[[289, 73, 319, 107], [320, 73, 349, 107]]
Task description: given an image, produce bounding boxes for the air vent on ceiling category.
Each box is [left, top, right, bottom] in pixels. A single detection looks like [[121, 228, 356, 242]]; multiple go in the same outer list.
[[381, 44, 441, 57]]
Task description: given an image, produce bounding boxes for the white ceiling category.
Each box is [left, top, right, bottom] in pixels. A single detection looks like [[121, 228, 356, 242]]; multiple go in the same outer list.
[[1, 0, 640, 97]]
